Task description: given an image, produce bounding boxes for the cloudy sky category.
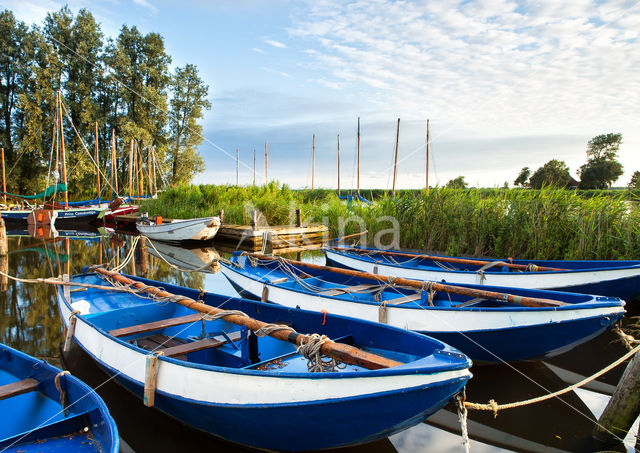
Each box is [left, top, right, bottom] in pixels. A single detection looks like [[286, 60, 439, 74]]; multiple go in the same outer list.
[[2, 0, 639, 189]]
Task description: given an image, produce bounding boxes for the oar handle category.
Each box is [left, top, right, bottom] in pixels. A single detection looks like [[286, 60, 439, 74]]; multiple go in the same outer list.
[[92, 268, 402, 370], [251, 253, 567, 308], [332, 247, 569, 272]]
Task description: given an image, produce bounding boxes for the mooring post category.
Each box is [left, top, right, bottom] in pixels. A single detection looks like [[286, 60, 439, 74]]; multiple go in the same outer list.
[[251, 209, 258, 230], [593, 352, 640, 444], [135, 236, 149, 278], [219, 209, 224, 224], [0, 214, 6, 256], [296, 208, 302, 227], [0, 214, 7, 291]]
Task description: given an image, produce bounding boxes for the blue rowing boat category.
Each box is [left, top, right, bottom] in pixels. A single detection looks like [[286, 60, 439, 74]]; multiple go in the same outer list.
[[220, 253, 626, 363], [325, 246, 640, 301], [57, 271, 471, 451], [0, 343, 118, 453]]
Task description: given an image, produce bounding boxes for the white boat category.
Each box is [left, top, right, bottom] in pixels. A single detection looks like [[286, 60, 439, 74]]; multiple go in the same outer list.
[[136, 216, 220, 242]]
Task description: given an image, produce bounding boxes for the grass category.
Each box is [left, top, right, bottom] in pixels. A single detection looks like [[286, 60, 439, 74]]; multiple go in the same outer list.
[[140, 183, 640, 260]]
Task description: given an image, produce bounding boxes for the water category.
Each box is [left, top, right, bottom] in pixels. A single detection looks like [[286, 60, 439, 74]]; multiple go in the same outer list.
[[1, 226, 638, 452]]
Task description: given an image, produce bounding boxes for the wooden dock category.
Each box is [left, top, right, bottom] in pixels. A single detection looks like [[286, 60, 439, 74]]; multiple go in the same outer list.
[[110, 213, 329, 250]]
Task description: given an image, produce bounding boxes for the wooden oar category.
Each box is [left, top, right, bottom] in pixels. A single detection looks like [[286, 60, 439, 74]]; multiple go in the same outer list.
[[92, 267, 402, 370], [251, 253, 569, 308], [331, 246, 570, 272]]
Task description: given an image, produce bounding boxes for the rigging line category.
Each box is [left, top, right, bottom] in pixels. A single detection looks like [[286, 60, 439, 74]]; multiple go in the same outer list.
[[59, 98, 119, 197], [260, 255, 631, 444], [43, 33, 259, 179]]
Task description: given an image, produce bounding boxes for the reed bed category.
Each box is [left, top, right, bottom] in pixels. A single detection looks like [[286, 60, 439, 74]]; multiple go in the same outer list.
[[141, 184, 640, 260]]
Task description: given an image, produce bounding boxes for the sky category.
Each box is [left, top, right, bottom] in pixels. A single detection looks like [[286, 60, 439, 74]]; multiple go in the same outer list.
[[2, 0, 639, 189]]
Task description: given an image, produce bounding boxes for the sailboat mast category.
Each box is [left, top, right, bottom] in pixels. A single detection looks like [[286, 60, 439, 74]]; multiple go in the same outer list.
[[357, 117, 360, 195], [94, 122, 101, 201], [337, 135, 341, 195], [312, 134, 315, 190], [426, 119, 430, 195], [57, 91, 69, 209], [392, 118, 400, 196]]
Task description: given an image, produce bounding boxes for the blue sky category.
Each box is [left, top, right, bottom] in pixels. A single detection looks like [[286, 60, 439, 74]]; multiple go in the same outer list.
[[3, 0, 639, 189]]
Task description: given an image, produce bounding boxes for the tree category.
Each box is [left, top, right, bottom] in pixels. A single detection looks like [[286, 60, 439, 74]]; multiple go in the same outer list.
[[578, 133, 624, 189], [0, 10, 29, 165], [167, 64, 210, 185], [528, 159, 572, 189], [628, 171, 640, 189], [514, 167, 530, 187], [445, 176, 468, 189]]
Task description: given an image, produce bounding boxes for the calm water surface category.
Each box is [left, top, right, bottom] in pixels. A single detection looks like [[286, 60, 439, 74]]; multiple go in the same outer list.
[[1, 226, 638, 452]]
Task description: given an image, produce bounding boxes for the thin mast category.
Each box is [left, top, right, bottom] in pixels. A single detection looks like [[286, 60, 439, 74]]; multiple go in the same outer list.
[[58, 91, 68, 209], [253, 149, 256, 186], [94, 122, 100, 201], [312, 134, 315, 190], [128, 139, 133, 198], [337, 135, 340, 195], [392, 118, 400, 196], [426, 119, 430, 195], [236, 148, 239, 186], [357, 117, 360, 195], [264, 141, 268, 185], [110, 131, 115, 200], [1, 147, 5, 205]]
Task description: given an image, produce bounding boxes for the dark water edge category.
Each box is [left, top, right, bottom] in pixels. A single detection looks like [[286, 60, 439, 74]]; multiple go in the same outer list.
[[1, 228, 638, 452]]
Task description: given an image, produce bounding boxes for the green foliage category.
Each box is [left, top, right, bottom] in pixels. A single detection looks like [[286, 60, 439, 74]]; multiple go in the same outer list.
[[513, 167, 530, 187], [628, 171, 640, 189], [445, 176, 468, 189], [143, 185, 640, 260], [578, 133, 624, 189], [528, 159, 572, 189], [0, 7, 209, 199], [168, 64, 210, 185]]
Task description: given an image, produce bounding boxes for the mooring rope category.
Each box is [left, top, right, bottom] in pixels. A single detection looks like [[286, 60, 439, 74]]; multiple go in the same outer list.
[[464, 341, 640, 417], [297, 334, 346, 372]]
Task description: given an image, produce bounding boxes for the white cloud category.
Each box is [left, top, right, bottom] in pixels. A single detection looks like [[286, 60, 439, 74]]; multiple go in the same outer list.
[[264, 38, 287, 48], [251, 47, 265, 53], [261, 66, 290, 77], [132, 0, 157, 13]]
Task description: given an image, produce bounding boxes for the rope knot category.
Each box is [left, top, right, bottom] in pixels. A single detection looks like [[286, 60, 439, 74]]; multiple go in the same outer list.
[[297, 334, 344, 372], [526, 263, 539, 272]]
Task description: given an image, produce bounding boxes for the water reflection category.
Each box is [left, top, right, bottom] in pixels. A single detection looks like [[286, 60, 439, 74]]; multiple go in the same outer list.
[[1, 227, 637, 452]]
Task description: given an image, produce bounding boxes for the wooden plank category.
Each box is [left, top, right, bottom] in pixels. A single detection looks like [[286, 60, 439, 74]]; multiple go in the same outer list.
[[161, 331, 243, 357], [0, 378, 39, 401], [387, 293, 422, 305], [109, 314, 202, 338], [318, 283, 380, 296]]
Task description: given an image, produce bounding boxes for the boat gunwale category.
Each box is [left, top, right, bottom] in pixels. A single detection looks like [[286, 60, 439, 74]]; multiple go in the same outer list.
[[58, 273, 472, 380]]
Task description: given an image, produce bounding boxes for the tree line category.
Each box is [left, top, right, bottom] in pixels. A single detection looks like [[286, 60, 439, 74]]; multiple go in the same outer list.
[[445, 133, 635, 190], [0, 7, 210, 198]]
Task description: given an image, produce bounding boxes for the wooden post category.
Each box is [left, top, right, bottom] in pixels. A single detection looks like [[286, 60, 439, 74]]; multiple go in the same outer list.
[[337, 135, 340, 195], [426, 119, 430, 194], [152, 146, 156, 195], [110, 132, 115, 200], [357, 117, 360, 195], [128, 139, 134, 198], [147, 147, 153, 197], [296, 208, 302, 227], [58, 92, 68, 209], [253, 149, 256, 186], [251, 209, 258, 230], [135, 236, 149, 278], [94, 122, 101, 200], [392, 118, 400, 196], [236, 148, 239, 186], [218, 209, 224, 223], [264, 142, 268, 185], [1, 215, 7, 291], [1, 147, 6, 205], [593, 353, 640, 444], [312, 134, 315, 190], [0, 215, 6, 256]]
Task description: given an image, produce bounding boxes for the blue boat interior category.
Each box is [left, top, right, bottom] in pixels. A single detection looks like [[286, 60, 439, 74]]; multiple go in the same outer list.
[[334, 247, 640, 272], [0, 345, 113, 452], [229, 255, 619, 310], [65, 274, 470, 375]]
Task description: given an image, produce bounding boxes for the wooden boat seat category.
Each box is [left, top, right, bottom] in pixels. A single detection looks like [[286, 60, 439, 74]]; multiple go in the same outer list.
[[0, 378, 39, 401], [318, 284, 380, 296], [109, 314, 203, 338], [387, 293, 422, 305], [161, 331, 243, 357]]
